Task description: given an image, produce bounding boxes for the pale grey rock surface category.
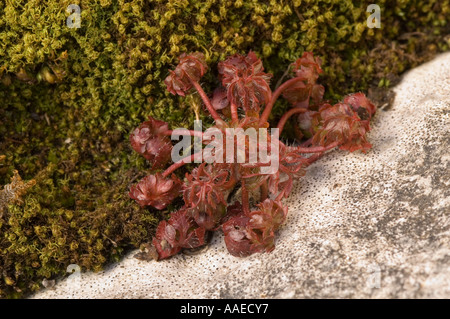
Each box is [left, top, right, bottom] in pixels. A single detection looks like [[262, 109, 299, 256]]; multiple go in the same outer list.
[[32, 52, 450, 299]]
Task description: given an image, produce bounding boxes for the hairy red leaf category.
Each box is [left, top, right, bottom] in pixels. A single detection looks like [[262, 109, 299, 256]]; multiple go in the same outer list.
[[267, 144, 308, 198], [130, 116, 172, 169], [183, 163, 234, 229], [312, 102, 373, 152], [246, 199, 288, 253], [343, 92, 377, 120], [222, 204, 253, 257], [164, 52, 207, 96], [281, 52, 324, 108], [152, 209, 207, 260], [292, 51, 323, 84], [218, 51, 272, 112], [129, 173, 181, 210], [222, 199, 288, 256]]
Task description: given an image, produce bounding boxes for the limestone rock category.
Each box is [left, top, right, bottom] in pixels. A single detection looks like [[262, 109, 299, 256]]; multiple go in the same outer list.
[[31, 52, 450, 299]]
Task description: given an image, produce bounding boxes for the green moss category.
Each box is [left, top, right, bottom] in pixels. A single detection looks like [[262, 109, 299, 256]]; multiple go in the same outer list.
[[0, 0, 449, 298], [0, 164, 159, 298]]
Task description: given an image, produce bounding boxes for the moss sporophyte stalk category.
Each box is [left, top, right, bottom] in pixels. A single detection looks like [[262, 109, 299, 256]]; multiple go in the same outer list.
[[0, 0, 449, 298]]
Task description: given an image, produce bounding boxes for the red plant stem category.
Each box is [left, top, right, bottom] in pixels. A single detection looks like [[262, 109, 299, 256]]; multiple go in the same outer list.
[[259, 77, 302, 125], [241, 181, 250, 215], [162, 152, 203, 178], [291, 140, 341, 153], [242, 172, 263, 179], [190, 80, 221, 121], [305, 153, 323, 165], [260, 180, 268, 202], [241, 163, 266, 169], [230, 102, 239, 123], [163, 130, 204, 138], [276, 107, 308, 134]]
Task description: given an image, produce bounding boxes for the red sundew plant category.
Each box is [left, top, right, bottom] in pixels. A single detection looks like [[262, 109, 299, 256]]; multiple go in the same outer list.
[[129, 51, 376, 260]]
